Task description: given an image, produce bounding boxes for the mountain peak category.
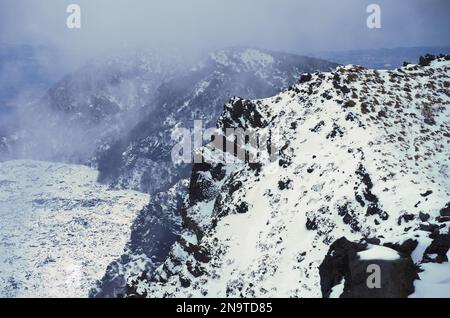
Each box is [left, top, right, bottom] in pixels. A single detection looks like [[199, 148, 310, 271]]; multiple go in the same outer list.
[[209, 48, 275, 70]]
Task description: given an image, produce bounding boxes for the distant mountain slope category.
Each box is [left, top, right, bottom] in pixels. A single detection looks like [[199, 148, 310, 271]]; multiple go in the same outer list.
[[2, 51, 187, 163], [314, 46, 450, 69], [0, 160, 149, 298], [96, 48, 339, 194], [127, 55, 450, 298]]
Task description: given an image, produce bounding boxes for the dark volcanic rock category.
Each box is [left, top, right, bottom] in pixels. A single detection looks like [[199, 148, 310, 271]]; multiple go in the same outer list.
[[419, 54, 450, 67], [319, 237, 419, 298], [440, 202, 450, 217], [423, 231, 450, 263]]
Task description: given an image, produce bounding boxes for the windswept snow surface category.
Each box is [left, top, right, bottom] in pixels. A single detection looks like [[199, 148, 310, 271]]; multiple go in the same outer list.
[[0, 160, 149, 298], [358, 245, 400, 261], [410, 262, 450, 298]]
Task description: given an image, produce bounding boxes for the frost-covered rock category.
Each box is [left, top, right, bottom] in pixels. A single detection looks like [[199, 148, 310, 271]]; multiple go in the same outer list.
[[0, 160, 149, 298], [319, 237, 418, 298]]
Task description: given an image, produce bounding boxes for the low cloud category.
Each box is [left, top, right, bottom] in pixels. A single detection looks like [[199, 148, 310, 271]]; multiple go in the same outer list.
[[1, 0, 449, 62]]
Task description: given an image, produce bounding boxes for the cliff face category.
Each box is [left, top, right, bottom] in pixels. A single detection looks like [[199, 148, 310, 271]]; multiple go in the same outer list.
[[127, 55, 450, 298]]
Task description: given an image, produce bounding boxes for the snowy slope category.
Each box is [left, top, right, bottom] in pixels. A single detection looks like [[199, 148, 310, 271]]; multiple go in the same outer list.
[[128, 55, 450, 298], [0, 160, 149, 298]]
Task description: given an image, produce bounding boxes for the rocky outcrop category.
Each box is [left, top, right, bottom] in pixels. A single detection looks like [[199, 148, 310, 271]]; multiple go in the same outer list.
[[319, 237, 419, 298], [423, 230, 450, 264]]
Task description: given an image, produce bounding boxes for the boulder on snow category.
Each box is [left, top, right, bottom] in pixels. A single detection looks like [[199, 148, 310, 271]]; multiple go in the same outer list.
[[423, 231, 450, 264], [319, 237, 419, 298], [440, 202, 450, 217]]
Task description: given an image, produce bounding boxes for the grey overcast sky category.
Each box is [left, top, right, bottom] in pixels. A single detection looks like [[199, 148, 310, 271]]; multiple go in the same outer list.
[[1, 0, 449, 59]]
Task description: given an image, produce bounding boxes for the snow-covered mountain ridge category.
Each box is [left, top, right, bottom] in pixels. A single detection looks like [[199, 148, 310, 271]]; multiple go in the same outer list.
[[128, 55, 450, 297]]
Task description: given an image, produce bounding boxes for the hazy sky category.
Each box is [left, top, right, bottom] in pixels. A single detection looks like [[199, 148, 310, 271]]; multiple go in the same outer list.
[[1, 0, 449, 61]]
